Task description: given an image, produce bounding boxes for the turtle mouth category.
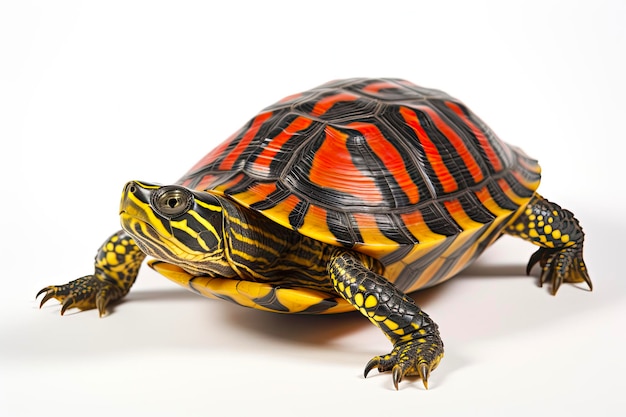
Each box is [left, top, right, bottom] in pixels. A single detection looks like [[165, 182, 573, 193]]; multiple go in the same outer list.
[[120, 212, 169, 253], [120, 213, 190, 267], [120, 212, 228, 276]]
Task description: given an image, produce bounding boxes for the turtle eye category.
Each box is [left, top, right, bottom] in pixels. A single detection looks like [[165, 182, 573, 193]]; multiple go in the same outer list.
[[152, 186, 193, 218]]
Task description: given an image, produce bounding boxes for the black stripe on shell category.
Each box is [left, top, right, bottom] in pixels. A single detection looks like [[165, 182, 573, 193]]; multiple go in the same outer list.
[[299, 298, 339, 314], [251, 287, 290, 312], [294, 90, 379, 123], [427, 223, 493, 287], [391, 237, 457, 292], [327, 211, 357, 247], [248, 182, 292, 211], [421, 202, 462, 237], [344, 118, 431, 209], [429, 99, 500, 176], [486, 180, 519, 211], [503, 172, 537, 199], [245, 112, 321, 180], [412, 107, 475, 194], [438, 99, 512, 174], [456, 192, 497, 224], [288, 200, 309, 230]]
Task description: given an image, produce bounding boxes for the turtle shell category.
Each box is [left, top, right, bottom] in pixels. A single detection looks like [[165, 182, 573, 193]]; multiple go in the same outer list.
[[178, 78, 541, 293]]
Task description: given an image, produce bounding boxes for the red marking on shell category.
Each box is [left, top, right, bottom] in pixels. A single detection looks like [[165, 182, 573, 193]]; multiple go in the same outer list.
[[345, 121, 420, 204], [496, 178, 513, 198], [399, 106, 459, 193], [278, 92, 303, 103], [414, 104, 485, 184], [310, 93, 359, 117], [444, 101, 504, 172], [443, 199, 465, 219], [273, 194, 301, 217], [309, 126, 383, 204], [219, 111, 274, 171], [194, 174, 219, 192], [186, 130, 240, 174], [246, 181, 278, 200], [249, 116, 314, 176], [363, 81, 399, 94]]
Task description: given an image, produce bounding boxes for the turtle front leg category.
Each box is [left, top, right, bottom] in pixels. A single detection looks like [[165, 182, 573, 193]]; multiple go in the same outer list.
[[505, 194, 592, 295], [328, 252, 444, 390], [37, 230, 146, 316]]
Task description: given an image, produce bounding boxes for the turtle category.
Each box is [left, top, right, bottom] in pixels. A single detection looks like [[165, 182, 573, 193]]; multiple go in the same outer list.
[[38, 78, 592, 390]]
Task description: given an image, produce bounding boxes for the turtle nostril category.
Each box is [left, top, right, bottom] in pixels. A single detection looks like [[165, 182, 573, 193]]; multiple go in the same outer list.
[[129, 185, 137, 194]]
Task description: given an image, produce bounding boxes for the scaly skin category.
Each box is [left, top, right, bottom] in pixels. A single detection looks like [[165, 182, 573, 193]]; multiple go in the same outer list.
[[328, 251, 443, 390], [36, 184, 590, 390], [505, 194, 592, 295], [38, 230, 146, 316]]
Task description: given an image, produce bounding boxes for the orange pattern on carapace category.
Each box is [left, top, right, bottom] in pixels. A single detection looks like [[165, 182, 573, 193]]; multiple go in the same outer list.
[[277, 92, 303, 103], [187, 130, 240, 174], [414, 104, 485, 184], [193, 174, 219, 192], [310, 93, 359, 117], [400, 210, 446, 243], [262, 194, 302, 225], [444, 101, 504, 172], [496, 177, 525, 206], [363, 81, 399, 94], [346, 121, 420, 204], [351, 212, 398, 247], [250, 116, 314, 176], [309, 126, 383, 204], [239, 181, 278, 204], [473, 185, 509, 217], [399, 106, 458, 193], [444, 199, 483, 230], [219, 111, 274, 171]]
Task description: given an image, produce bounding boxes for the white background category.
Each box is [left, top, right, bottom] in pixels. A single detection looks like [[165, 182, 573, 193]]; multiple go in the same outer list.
[[2, 1, 625, 416]]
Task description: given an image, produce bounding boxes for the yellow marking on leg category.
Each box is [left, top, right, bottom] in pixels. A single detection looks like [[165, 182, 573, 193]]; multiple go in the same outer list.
[[364, 294, 377, 309], [354, 293, 364, 307], [383, 319, 399, 331], [106, 251, 119, 266]]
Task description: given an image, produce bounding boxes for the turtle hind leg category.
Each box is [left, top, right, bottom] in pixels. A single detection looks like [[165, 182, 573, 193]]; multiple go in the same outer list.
[[37, 230, 146, 316], [505, 194, 592, 295], [328, 251, 444, 390]]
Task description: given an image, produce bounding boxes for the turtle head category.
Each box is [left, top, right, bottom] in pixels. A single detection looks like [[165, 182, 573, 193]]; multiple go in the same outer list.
[[119, 181, 233, 277]]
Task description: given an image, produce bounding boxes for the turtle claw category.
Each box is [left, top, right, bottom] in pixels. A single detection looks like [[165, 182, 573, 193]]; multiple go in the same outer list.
[[36, 275, 120, 316], [390, 364, 429, 390], [527, 246, 592, 295], [60, 297, 76, 316], [37, 288, 57, 309], [392, 365, 402, 390], [418, 362, 430, 390], [363, 338, 443, 390], [363, 357, 379, 379]]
